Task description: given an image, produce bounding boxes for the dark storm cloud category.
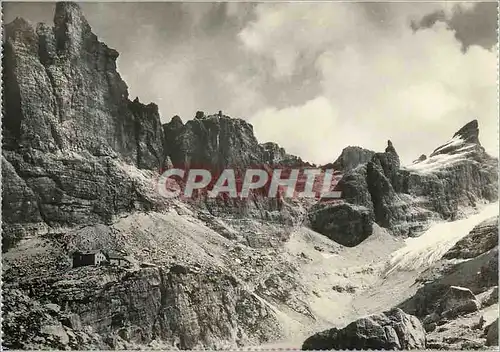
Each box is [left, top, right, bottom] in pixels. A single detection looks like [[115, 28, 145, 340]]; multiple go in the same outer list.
[[412, 2, 498, 51]]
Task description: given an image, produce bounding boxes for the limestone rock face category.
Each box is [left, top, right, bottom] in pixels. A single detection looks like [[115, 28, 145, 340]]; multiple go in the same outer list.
[[302, 308, 426, 350], [2, 5, 166, 187], [129, 98, 165, 170], [3, 3, 165, 161], [160, 113, 310, 223], [442, 216, 498, 260], [1, 3, 168, 251], [3, 265, 281, 350]]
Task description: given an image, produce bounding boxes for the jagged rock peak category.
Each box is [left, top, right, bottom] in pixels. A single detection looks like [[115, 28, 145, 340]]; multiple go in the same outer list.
[[323, 146, 375, 172], [385, 140, 398, 155], [54, 2, 89, 29], [170, 115, 184, 125], [430, 120, 484, 157], [453, 119, 480, 145]]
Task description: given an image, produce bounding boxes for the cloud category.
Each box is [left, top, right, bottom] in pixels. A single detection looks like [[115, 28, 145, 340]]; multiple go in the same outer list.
[[250, 96, 339, 163], [242, 3, 498, 164]]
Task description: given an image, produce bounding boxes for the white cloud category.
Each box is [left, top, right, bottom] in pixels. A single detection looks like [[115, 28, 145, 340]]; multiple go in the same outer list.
[[241, 3, 498, 165], [250, 97, 339, 164]]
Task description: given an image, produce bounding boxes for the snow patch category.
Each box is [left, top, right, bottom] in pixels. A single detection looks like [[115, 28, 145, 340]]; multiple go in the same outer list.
[[385, 202, 499, 276], [404, 150, 473, 174], [431, 136, 465, 155]]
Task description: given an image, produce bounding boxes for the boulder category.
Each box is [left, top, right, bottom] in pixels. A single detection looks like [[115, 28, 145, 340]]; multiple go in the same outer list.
[[302, 308, 426, 350], [437, 286, 480, 318]]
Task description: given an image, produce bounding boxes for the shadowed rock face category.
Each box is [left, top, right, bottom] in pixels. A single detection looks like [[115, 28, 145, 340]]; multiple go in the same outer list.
[[302, 308, 426, 350], [308, 203, 372, 247]]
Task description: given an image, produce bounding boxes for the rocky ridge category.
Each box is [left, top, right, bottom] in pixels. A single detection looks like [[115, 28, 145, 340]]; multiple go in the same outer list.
[[1, 3, 303, 349], [309, 120, 497, 246]]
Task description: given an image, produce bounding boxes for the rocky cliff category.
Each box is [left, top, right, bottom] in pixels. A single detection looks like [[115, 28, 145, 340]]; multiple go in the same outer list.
[[3, 3, 161, 163], [2, 2, 306, 252], [162, 112, 310, 171], [2, 2, 168, 251]]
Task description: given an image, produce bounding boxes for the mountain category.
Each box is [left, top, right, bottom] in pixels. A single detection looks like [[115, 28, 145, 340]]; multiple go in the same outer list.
[[2, 2, 498, 350], [309, 122, 497, 246]]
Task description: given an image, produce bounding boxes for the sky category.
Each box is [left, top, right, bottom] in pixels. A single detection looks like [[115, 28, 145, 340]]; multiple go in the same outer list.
[[3, 1, 499, 165]]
